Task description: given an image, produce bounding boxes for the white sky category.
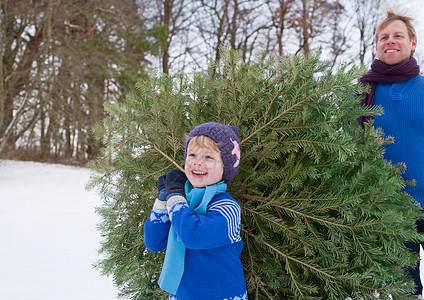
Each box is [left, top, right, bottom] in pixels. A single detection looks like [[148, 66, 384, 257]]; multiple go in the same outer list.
[[380, 0, 424, 64]]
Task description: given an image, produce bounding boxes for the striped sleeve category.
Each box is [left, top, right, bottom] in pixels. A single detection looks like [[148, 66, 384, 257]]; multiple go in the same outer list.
[[208, 199, 242, 243]]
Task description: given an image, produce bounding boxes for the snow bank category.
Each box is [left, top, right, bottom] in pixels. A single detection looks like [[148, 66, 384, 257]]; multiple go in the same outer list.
[[0, 160, 117, 299], [1, 159, 423, 299]]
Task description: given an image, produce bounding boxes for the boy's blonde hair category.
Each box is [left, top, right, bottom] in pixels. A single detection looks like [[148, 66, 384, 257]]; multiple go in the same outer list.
[[187, 135, 221, 155]]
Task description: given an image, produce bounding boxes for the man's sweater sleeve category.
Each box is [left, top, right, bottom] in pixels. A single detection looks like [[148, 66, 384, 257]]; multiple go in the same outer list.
[[167, 196, 242, 250], [144, 198, 171, 252]]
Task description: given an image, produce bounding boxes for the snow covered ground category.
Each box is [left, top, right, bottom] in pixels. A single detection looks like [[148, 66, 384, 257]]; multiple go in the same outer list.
[[1, 159, 423, 299], [0, 160, 118, 300]]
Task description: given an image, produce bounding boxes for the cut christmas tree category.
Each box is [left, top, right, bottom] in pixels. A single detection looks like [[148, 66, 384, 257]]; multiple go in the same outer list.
[[88, 48, 423, 299]]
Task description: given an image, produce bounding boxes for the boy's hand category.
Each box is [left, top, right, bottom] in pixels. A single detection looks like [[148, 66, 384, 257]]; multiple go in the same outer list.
[[157, 174, 167, 201], [165, 169, 187, 198], [150, 174, 169, 221]]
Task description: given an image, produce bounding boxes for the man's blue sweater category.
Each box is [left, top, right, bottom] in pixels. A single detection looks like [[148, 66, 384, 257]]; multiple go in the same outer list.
[[144, 192, 247, 300], [373, 75, 424, 206]]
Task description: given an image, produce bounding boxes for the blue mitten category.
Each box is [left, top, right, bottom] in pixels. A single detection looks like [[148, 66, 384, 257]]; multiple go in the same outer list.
[[150, 174, 168, 222], [165, 169, 188, 219], [144, 174, 171, 252], [165, 169, 187, 199], [157, 174, 167, 201]]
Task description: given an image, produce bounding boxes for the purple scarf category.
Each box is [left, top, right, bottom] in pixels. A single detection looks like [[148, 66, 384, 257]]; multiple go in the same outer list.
[[357, 57, 420, 126]]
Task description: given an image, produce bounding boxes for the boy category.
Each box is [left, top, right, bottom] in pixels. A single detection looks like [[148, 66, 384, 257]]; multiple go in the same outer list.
[[144, 122, 247, 300]]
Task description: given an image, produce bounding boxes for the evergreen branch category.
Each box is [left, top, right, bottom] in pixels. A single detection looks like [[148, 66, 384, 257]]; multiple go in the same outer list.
[[105, 241, 143, 262], [268, 119, 333, 131], [241, 85, 336, 145], [350, 227, 375, 264], [273, 203, 350, 229], [243, 230, 256, 286], [242, 205, 313, 245], [106, 127, 184, 172], [332, 277, 344, 300], [273, 202, 398, 236], [242, 194, 341, 204], [374, 287, 417, 300], [251, 271, 275, 300], [285, 257, 306, 299], [280, 138, 352, 153], [243, 229, 336, 280], [262, 86, 287, 126], [91, 49, 422, 299], [303, 217, 337, 265], [244, 77, 280, 110]]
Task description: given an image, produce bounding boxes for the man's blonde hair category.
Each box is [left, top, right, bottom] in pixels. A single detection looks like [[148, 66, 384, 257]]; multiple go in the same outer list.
[[376, 8, 416, 55]]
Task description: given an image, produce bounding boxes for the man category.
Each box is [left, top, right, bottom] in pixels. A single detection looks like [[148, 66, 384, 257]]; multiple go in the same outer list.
[[358, 8, 424, 296]]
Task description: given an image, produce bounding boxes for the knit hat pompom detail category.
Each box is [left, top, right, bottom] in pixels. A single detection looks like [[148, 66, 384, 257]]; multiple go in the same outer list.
[[184, 122, 241, 183]]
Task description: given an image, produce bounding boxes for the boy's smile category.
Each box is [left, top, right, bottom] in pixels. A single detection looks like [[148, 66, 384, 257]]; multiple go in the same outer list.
[[184, 144, 224, 188]]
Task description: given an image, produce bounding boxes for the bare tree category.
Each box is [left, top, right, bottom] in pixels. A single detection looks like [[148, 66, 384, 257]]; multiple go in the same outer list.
[[352, 0, 382, 65], [319, 1, 347, 68], [194, 0, 269, 74], [288, 0, 344, 56], [0, 0, 155, 163], [2, 0, 411, 164], [265, 0, 296, 56], [0, 1, 54, 155], [137, 0, 198, 75]]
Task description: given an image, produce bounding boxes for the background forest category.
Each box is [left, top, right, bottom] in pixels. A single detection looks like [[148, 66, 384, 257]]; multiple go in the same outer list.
[[0, 0, 422, 165]]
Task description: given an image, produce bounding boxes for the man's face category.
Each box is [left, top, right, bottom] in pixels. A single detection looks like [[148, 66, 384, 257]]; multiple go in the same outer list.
[[376, 20, 417, 65]]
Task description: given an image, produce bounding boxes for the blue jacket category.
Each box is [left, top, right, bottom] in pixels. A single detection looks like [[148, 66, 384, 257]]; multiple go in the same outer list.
[[144, 192, 247, 300], [373, 75, 424, 205]]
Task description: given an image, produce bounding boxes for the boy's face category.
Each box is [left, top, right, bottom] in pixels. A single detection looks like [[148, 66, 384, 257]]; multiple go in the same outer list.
[[184, 142, 224, 188]]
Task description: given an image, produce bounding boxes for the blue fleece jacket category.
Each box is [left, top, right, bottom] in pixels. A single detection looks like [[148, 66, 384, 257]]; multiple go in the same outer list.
[[373, 75, 424, 206], [144, 192, 247, 300]]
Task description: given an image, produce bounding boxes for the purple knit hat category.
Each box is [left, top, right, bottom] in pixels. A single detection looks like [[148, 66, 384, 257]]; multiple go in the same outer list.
[[184, 122, 241, 183]]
